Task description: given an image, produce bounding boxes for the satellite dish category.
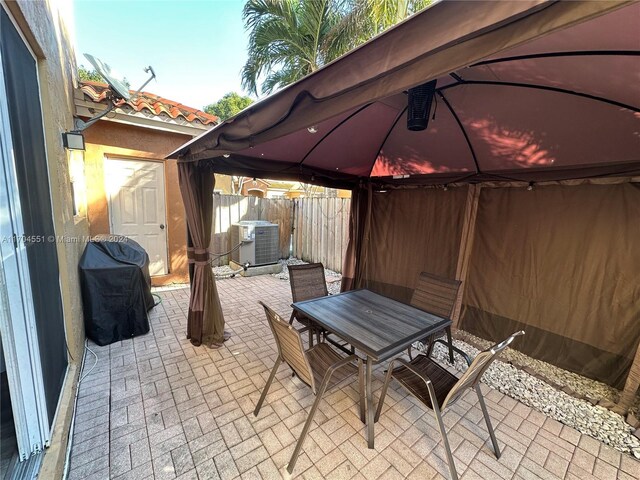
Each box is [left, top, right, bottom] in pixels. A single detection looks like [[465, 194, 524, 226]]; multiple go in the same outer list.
[[74, 54, 155, 132], [84, 53, 131, 101]]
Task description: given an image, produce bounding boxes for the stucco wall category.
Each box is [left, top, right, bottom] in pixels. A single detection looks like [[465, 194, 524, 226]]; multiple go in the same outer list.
[[83, 121, 190, 285], [6, 0, 86, 476], [215, 173, 233, 193]]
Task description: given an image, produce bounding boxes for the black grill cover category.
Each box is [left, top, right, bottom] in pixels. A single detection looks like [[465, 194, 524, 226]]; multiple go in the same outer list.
[[79, 235, 154, 346]]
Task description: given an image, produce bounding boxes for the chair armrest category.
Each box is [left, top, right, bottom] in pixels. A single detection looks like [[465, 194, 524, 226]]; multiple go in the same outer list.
[[326, 354, 359, 375], [433, 339, 472, 366], [317, 354, 360, 389], [297, 326, 312, 334], [388, 357, 434, 386]]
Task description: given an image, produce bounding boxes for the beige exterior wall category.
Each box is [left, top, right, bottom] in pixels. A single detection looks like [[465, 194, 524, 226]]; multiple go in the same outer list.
[[4, 0, 86, 477], [214, 173, 233, 194], [83, 121, 190, 285]]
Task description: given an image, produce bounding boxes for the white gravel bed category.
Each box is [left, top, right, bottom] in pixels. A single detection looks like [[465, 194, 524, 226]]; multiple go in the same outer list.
[[421, 338, 640, 458], [456, 330, 640, 414], [212, 264, 241, 278], [213, 257, 342, 293]]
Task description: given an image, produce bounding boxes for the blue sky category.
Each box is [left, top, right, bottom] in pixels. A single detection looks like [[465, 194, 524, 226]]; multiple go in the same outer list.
[[73, 0, 250, 110]]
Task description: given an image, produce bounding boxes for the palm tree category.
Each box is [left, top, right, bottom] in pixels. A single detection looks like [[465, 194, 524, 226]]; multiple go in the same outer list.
[[363, 0, 432, 34], [330, 0, 432, 52], [241, 0, 351, 96], [241, 0, 432, 97]]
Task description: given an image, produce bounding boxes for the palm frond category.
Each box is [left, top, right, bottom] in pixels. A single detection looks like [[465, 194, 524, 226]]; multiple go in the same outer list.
[[240, 0, 432, 96]]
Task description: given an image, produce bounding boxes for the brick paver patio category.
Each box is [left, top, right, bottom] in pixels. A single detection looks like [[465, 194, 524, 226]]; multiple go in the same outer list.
[[67, 275, 639, 480]]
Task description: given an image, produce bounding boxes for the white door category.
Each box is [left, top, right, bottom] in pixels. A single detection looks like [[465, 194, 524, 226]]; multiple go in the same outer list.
[[105, 158, 168, 276]]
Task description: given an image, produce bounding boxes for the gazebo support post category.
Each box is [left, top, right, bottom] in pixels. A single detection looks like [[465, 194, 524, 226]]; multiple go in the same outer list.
[[452, 184, 481, 328], [613, 341, 640, 415]]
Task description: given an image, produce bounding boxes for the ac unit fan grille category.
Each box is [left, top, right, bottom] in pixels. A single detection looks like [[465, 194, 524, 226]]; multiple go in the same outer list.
[[254, 226, 279, 265]]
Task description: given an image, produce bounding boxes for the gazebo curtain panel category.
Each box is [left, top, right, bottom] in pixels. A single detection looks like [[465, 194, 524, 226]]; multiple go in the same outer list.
[[342, 187, 468, 302], [461, 182, 640, 389], [178, 162, 225, 346], [343, 181, 640, 389]]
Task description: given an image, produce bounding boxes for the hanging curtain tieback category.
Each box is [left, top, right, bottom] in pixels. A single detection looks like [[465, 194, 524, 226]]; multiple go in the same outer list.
[[187, 247, 210, 265]]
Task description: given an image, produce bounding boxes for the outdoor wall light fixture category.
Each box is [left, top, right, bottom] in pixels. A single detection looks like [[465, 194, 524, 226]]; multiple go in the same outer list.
[[307, 126, 318, 134], [223, 154, 230, 158], [527, 182, 535, 191], [62, 131, 86, 151], [407, 79, 437, 131]]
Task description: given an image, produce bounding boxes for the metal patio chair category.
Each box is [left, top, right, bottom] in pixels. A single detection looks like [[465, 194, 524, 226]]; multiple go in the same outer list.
[[376, 331, 525, 480], [288, 263, 352, 353], [408, 272, 461, 362], [288, 263, 328, 346], [254, 302, 363, 474]]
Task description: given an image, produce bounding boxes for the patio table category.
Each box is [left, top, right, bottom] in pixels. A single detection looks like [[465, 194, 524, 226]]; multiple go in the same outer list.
[[292, 288, 451, 448]]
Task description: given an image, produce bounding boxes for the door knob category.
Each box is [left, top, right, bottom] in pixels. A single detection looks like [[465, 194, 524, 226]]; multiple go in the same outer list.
[[160, 224, 165, 230]]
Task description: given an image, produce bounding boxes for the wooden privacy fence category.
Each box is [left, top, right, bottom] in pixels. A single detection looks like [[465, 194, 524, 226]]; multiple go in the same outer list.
[[211, 195, 292, 264], [293, 197, 350, 273], [211, 194, 350, 272]]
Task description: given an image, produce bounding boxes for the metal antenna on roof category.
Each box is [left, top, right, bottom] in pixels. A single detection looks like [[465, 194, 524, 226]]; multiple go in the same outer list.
[[130, 66, 157, 99]]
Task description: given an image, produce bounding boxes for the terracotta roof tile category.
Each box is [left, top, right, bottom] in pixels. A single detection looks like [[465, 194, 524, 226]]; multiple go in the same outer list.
[[79, 80, 219, 126]]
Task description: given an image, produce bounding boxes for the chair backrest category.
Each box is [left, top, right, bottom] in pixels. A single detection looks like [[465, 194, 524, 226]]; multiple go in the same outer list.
[[441, 331, 525, 410], [259, 301, 316, 391], [288, 263, 328, 303], [410, 272, 461, 319]]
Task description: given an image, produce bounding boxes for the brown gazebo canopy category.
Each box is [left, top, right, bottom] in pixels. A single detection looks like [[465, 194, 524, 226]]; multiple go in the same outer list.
[[170, 0, 640, 411]]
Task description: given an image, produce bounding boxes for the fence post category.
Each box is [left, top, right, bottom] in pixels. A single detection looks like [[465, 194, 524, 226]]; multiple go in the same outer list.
[[290, 199, 297, 258]]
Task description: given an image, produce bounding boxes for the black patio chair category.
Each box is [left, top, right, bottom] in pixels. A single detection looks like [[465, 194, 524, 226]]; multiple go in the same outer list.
[[376, 331, 525, 480]]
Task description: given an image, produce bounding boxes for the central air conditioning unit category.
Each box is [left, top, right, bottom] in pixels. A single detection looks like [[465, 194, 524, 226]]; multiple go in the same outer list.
[[230, 221, 279, 266]]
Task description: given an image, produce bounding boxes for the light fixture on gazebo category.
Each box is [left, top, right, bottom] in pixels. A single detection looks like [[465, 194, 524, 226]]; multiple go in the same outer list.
[[407, 79, 437, 131]]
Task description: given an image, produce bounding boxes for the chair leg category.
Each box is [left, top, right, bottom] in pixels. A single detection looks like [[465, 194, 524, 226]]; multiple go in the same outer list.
[[358, 358, 365, 423], [446, 326, 454, 364], [425, 333, 437, 358], [308, 328, 314, 347], [365, 358, 375, 448], [288, 311, 295, 325], [287, 374, 331, 473], [475, 385, 501, 459], [254, 358, 281, 416], [427, 382, 458, 480], [407, 344, 413, 360], [374, 361, 395, 423]]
